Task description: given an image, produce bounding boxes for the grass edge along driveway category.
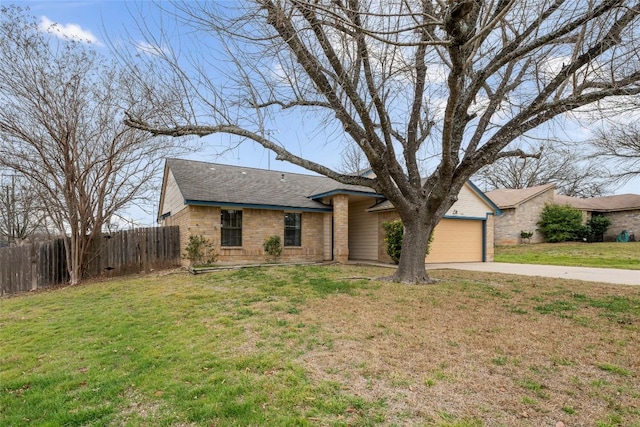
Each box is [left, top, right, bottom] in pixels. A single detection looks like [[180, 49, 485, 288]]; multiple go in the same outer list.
[[2, 264, 639, 426], [495, 241, 640, 270]]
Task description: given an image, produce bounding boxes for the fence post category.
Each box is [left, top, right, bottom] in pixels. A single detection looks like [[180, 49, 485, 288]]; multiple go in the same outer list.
[[31, 243, 38, 291]]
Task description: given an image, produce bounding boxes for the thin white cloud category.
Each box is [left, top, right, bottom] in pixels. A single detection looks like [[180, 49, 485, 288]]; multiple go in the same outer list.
[[38, 16, 102, 46]]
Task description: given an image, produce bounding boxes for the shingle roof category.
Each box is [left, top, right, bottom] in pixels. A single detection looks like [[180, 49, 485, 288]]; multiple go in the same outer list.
[[166, 158, 378, 211], [555, 193, 640, 212], [485, 183, 556, 209]]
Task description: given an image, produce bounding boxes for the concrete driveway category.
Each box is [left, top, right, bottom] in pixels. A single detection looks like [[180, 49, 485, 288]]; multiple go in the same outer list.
[[427, 262, 640, 285]]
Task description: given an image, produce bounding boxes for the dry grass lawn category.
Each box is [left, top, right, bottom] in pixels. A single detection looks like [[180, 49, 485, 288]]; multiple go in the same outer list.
[[2, 265, 639, 426], [297, 268, 640, 426]]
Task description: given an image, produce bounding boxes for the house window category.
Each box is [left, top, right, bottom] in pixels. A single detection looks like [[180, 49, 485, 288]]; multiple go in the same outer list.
[[221, 209, 242, 246], [284, 212, 301, 246]]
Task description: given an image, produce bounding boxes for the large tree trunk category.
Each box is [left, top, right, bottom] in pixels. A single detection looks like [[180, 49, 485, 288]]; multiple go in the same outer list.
[[63, 233, 82, 286], [390, 214, 435, 284]]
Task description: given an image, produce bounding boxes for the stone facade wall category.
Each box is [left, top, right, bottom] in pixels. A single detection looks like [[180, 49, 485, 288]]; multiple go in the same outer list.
[[494, 189, 554, 245], [603, 210, 640, 241], [165, 205, 326, 266]]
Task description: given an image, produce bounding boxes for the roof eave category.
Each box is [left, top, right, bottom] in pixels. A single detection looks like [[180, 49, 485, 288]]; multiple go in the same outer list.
[[184, 199, 333, 213], [466, 181, 502, 215], [309, 189, 384, 200]]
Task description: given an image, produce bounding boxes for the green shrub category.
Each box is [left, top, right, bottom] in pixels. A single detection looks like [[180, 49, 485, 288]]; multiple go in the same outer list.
[[383, 220, 404, 264], [263, 235, 282, 262], [585, 215, 612, 242], [382, 220, 433, 264], [520, 230, 534, 243], [183, 234, 217, 267], [537, 204, 584, 243]]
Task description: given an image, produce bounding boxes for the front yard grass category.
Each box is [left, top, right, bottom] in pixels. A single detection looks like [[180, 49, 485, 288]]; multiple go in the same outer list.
[[2, 265, 639, 426], [495, 241, 640, 270]]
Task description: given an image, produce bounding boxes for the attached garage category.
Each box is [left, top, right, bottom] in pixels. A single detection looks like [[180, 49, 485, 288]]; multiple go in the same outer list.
[[365, 182, 499, 264], [426, 218, 484, 263]]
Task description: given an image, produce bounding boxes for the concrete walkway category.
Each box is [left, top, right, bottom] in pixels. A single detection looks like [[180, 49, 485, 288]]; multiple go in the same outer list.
[[426, 262, 640, 285]]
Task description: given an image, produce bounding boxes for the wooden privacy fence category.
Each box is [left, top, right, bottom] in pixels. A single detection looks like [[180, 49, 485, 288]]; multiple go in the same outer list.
[[0, 226, 181, 297], [0, 239, 68, 296], [84, 226, 181, 279]]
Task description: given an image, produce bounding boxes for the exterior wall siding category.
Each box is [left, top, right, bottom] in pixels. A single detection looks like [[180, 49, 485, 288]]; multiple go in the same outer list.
[[333, 194, 349, 263], [161, 170, 185, 216], [603, 210, 640, 241], [348, 198, 379, 260], [485, 215, 495, 261], [169, 205, 326, 266], [323, 213, 333, 261], [493, 208, 517, 245], [446, 185, 493, 217], [493, 188, 554, 245]]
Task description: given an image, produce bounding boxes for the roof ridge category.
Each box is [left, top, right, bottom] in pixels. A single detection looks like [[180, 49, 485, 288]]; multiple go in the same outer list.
[[168, 157, 331, 180]]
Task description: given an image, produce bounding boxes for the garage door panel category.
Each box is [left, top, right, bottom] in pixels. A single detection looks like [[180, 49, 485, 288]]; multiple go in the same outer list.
[[426, 219, 483, 263]]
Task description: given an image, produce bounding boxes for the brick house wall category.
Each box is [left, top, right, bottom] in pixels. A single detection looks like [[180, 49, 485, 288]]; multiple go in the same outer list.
[[332, 194, 350, 263], [485, 214, 495, 261], [493, 189, 554, 245], [603, 210, 640, 241], [162, 205, 326, 266], [493, 208, 517, 245]]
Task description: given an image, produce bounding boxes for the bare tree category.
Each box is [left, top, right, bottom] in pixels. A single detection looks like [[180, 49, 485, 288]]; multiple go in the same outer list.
[[0, 6, 183, 284], [0, 173, 47, 245], [124, 1, 640, 283], [591, 123, 640, 182], [338, 141, 371, 175], [475, 144, 613, 197]]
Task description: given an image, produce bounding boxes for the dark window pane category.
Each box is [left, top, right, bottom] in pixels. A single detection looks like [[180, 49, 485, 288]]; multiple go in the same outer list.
[[221, 210, 242, 246], [284, 213, 301, 246]]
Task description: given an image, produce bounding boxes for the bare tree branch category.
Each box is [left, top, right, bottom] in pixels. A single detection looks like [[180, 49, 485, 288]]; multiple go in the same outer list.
[[591, 122, 640, 181], [0, 6, 189, 284], [120, 0, 640, 283]]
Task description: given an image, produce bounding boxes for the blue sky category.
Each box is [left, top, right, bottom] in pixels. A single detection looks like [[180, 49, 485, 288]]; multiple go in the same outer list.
[[10, 0, 322, 173], [6, 1, 640, 225]]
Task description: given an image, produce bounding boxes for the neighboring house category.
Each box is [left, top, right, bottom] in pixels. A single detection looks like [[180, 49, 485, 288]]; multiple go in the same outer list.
[[487, 184, 640, 244], [485, 184, 556, 245], [555, 193, 640, 241], [158, 158, 500, 266]]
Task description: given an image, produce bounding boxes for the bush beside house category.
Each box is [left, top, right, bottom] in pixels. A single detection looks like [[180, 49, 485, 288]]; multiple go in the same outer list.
[[537, 204, 585, 243]]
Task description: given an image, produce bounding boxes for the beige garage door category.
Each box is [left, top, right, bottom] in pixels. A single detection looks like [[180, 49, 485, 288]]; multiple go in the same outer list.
[[426, 218, 483, 263]]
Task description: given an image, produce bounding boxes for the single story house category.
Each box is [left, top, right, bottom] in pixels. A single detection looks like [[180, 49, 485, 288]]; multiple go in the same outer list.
[[485, 184, 556, 245], [158, 158, 500, 266], [555, 193, 640, 241], [487, 184, 640, 244]]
